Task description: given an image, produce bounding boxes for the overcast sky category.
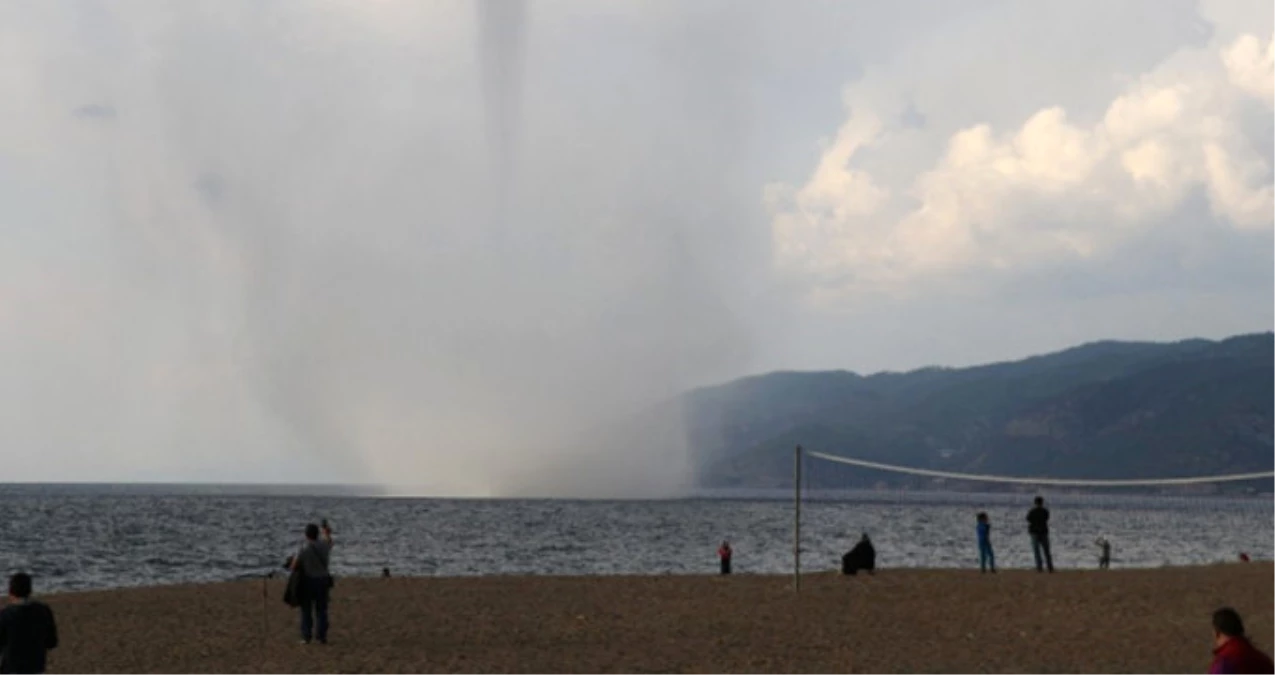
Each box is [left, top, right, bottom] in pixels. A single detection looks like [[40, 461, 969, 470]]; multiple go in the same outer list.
[[1, 0, 1270, 488]]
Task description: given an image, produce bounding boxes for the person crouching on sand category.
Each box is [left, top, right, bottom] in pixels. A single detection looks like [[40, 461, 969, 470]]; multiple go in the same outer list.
[[1209, 607, 1274, 674], [841, 534, 876, 575], [718, 541, 732, 575], [291, 521, 334, 645], [0, 573, 59, 674], [976, 513, 995, 574]]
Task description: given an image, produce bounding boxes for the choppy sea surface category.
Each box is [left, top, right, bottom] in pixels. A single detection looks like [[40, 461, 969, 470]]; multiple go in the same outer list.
[[0, 484, 1270, 592]]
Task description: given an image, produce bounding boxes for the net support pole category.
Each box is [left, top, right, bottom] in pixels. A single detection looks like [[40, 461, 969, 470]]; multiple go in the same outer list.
[[260, 573, 268, 646], [794, 444, 802, 592]]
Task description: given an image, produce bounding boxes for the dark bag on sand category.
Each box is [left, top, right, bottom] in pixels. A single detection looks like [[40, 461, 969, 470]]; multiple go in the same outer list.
[[283, 566, 306, 607]]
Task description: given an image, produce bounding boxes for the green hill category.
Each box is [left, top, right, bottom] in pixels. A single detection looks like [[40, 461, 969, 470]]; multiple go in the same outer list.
[[687, 333, 1274, 493]]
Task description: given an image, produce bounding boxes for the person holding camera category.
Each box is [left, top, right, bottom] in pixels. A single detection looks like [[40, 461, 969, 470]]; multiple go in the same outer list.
[[290, 520, 334, 645]]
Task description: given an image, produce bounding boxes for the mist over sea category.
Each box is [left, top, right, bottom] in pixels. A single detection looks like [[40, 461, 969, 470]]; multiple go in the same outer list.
[[1, 485, 1269, 592]]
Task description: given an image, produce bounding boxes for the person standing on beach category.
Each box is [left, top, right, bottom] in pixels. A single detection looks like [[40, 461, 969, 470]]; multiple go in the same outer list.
[[1026, 496, 1054, 573], [1096, 537, 1111, 569], [0, 573, 58, 674], [976, 513, 995, 574], [291, 521, 334, 645], [1208, 608, 1274, 674], [718, 541, 732, 575]]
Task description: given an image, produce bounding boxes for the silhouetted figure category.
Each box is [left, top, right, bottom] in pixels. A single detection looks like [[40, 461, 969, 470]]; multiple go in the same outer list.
[[718, 541, 732, 575], [1026, 496, 1054, 573], [1239, 552, 1251, 563], [381, 568, 391, 578], [1096, 538, 1111, 570], [290, 520, 334, 645], [0, 573, 58, 674], [841, 534, 876, 576], [976, 513, 996, 573], [1209, 607, 1273, 674]]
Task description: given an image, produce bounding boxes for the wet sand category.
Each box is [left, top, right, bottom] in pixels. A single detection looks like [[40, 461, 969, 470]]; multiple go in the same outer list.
[[39, 564, 1272, 673]]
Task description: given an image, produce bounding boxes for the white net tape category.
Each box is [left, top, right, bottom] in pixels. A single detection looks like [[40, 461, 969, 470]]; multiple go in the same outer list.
[[803, 450, 1275, 487]]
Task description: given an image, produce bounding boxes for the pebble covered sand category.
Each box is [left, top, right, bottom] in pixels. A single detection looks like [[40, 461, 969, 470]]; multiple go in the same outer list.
[[35, 564, 1273, 673]]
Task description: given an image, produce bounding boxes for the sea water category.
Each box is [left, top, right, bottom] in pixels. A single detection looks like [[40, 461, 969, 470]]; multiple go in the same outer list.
[[0, 485, 1269, 591]]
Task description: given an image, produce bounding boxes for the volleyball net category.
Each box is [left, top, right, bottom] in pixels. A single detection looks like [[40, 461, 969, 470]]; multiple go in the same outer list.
[[788, 445, 1274, 589], [802, 449, 1275, 487]]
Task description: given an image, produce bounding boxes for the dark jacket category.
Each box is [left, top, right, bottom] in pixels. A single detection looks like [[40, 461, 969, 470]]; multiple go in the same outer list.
[[842, 539, 876, 575], [1210, 637, 1275, 674], [283, 566, 306, 608], [0, 601, 58, 674], [1026, 506, 1050, 535], [294, 540, 332, 579]]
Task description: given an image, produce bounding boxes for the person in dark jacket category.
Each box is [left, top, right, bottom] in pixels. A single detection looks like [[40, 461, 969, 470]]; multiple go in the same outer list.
[[1096, 537, 1111, 570], [1209, 607, 1274, 674], [717, 541, 732, 575], [841, 533, 876, 575], [0, 573, 58, 674], [1026, 496, 1054, 573], [290, 521, 334, 645]]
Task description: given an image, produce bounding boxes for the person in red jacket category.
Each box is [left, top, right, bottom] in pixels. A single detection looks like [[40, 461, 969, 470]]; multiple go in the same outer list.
[[718, 541, 732, 575], [1209, 608, 1274, 674]]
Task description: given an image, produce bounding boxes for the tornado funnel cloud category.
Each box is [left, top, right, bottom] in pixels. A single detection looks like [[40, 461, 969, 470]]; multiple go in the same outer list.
[[477, 0, 527, 242], [0, 2, 758, 495]]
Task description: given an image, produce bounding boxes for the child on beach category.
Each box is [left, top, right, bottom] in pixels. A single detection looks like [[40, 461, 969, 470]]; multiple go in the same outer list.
[[976, 513, 995, 573], [718, 541, 732, 575], [1096, 538, 1111, 569]]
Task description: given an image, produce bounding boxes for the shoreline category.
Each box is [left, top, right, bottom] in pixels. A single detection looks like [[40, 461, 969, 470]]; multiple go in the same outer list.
[[36, 563, 1272, 673], [40, 558, 1274, 596], [41, 559, 1272, 593]]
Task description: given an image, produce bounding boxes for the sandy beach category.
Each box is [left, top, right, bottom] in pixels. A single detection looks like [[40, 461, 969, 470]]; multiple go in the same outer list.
[[36, 564, 1272, 673]]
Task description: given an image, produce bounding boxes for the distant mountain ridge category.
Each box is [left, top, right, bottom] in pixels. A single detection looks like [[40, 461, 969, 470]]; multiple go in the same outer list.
[[686, 333, 1274, 493]]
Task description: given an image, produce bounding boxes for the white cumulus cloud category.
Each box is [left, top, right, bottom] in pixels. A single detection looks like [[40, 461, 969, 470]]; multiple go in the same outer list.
[[769, 4, 1274, 303]]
